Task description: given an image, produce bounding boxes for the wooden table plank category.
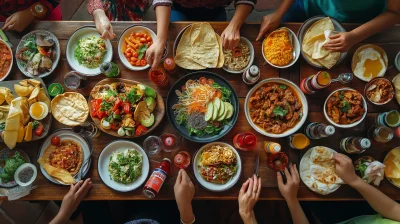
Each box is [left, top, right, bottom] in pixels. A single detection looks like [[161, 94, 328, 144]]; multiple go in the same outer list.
[[0, 21, 399, 201]]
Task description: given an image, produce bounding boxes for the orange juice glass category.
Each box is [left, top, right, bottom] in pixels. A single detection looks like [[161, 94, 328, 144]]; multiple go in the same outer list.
[[289, 133, 310, 150]]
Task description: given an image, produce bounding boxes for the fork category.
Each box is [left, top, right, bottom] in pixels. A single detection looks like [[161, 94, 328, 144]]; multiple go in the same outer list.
[[75, 138, 95, 182]]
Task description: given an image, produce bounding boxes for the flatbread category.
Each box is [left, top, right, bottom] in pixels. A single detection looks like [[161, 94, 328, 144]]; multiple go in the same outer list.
[[51, 92, 89, 126], [215, 34, 224, 68], [385, 151, 400, 179], [303, 17, 334, 44], [175, 52, 207, 70]]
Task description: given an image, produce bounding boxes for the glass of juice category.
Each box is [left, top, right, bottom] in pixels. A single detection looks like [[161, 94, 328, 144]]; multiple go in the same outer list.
[[289, 133, 310, 150], [160, 133, 180, 152], [174, 151, 190, 169], [368, 125, 394, 143], [316, 71, 331, 86], [385, 110, 400, 127]]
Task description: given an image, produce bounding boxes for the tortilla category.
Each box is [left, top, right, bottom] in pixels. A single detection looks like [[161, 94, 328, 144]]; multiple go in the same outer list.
[[175, 53, 206, 70], [215, 34, 224, 68], [385, 151, 400, 179], [51, 92, 89, 126], [303, 17, 334, 44]]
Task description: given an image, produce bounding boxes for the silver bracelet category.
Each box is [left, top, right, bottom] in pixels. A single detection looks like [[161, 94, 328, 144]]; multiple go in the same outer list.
[[180, 216, 195, 224]]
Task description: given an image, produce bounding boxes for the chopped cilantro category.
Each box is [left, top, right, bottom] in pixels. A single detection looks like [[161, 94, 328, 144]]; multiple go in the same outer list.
[[341, 100, 351, 112], [273, 106, 288, 117], [100, 101, 113, 111], [105, 90, 117, 99], [137, 44, 148, 60], [279, 84, 287, 89], [126, 88, 141, 104]]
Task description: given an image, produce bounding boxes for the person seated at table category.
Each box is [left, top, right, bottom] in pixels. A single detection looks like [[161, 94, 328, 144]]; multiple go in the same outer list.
[[87, 0, 150, 40], [257, 0, 400, 52], [50, 178, 92, 224], [1, 0, 61, 32], [146, 0, 256, 68]]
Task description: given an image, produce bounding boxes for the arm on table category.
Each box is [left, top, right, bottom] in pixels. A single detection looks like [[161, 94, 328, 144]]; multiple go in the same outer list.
[[256, 0, 295, 41], [278, 164, 309, 224], [333, 153, 400, 222], [146, 5, 171, 68]]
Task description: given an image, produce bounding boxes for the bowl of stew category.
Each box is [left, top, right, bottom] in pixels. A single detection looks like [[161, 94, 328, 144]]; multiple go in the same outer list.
[[0, 39, 13, 81]]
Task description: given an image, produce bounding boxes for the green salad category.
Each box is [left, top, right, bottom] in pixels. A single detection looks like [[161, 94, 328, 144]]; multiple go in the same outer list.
[[108, 149, 142, 184], [0, 152, 26, 183], [74, 36, 107, 68]]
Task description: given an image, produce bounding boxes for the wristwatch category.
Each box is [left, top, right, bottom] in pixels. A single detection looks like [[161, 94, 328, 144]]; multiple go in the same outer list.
[[30, 2, 48, 19]]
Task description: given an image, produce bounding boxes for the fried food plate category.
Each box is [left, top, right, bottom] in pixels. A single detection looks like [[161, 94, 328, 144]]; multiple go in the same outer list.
[[37, 129, 91, 185], [98, 140, 149, 192], [244, 78, 308, 138], [66, 26, 113, 76], [193, 142, 241, 192]]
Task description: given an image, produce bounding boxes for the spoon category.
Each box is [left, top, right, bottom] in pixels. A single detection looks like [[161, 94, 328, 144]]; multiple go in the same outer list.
[[331, 73, 353, 84]]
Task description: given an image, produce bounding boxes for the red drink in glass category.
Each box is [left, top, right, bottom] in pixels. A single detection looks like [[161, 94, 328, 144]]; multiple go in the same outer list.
[[174, 151, 190, 169], [233, 132, 257, 151], [161, 133, 179, 152]]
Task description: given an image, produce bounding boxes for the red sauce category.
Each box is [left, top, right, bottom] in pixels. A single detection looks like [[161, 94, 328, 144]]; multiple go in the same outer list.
[[163, 58, 176, 74], [148, 67, 169, 87], [0, 42, 11, 78], [267, 152, 289, 171]]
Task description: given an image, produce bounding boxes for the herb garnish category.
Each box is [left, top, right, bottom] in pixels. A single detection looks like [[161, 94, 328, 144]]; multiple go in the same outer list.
[[279, 85, 287, 89], [273, 106, 288, 117], [137, 44, 148, 60], [126, 88, 141, 104], [341, 100, 351, 112]]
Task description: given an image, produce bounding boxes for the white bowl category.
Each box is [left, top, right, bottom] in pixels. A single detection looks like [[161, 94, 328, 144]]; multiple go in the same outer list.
[[66, 26, 113, 76], [118, 26, 157, 71], [14, 163, 37, 187], [29, 102, 49, 120], [262, 27, 300, 69], [222, 37, 254, 74], [193, 142, 241, 192], [98, 140, 150, 192], [0, 39, 12, 81], [244, 78, 308, 138], [323, 88, 368, 128]]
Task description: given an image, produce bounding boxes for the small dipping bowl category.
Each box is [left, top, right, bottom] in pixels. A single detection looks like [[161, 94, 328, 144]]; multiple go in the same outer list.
[[14, 163, 37, 187], [29, 102, 49, 120], [364, 77, 395, 105]]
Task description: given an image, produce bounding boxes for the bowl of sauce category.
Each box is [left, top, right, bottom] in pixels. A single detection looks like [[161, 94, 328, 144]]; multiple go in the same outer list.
[[14, 163, 37, 186], [29, 102, 49, 120]]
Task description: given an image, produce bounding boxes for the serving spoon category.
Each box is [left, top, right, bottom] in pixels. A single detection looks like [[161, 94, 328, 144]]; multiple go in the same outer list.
[[331, 73, 353, 84]]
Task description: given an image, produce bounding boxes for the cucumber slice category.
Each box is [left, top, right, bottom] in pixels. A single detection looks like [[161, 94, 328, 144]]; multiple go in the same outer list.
[[205, 102, 213, 121]]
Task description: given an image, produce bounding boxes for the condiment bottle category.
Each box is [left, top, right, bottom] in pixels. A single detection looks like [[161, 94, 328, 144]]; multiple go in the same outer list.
[[143, 158, 171, 198], [100, 61, 120, 78], [376, 110, 400, 128], [242, 65, 260, 85], [340, 137, 371, 154], [300, 71, 331, 94], [233, 132, 257, 151], [305, 122, 335, 140], [288, 133, 310, 150], [368, 125, 394, 143], [148, 67, 169, 88], [264, 141, 281, 154], [163, 58, 176, 75]]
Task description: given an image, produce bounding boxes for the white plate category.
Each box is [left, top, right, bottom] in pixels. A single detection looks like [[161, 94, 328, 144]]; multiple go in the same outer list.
[[98, 140, 150, 192], [118, 26, 157, 71], [0, 39, 13, 81], [299, 146, 341, 195], [262, 27, 300, 69], [222, 37, 254, 74], [16, 30, 60, 78], [193, 142, 241, 192], [323, 88, 367, 128], [38, 129, 91, 185], [66, 27, 113, 76], [244, 78, 308, 138]]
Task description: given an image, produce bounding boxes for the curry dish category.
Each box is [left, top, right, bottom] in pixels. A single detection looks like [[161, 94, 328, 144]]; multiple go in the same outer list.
[[326, 90, 365, 125], [249, 83, 302, 134], [0, 41, 12, 78]]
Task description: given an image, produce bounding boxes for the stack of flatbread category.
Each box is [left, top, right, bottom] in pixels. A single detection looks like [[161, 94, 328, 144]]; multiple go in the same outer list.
[[174, 23, 224, 70], [384, 148, 400, 187], [302, 17, 340, 69], [300, 146, 343, 195]]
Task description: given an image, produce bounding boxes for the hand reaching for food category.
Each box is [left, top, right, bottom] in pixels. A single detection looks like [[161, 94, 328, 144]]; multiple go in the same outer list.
[[221, 24, 240, 50], [174, 169, 195, 224], [93, 9, 115, 40], [146, 40, 165, 68], [50, 178, 92, 224], [256, 13, 282, 41], [277, 164, 299, 203], [324, 32, 357, 52], [332, 153, 361, 186], [239, 175, 261, 224], [2, 8, 35, 32]]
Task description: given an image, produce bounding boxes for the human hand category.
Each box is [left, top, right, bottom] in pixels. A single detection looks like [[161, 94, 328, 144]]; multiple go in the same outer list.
[[256, 13, 282, 41], [221, 23, 240, 50], [174, 169, 195, 223], [56, 178, 92, 222], [277, 164, 299, 203], [93, 9, 115, 40], [324, 31, 357, 52], [2, 8, 35, 32], [146, 40, 165, 68], [332, 153, 360, 186], [238, 175, 261, 224]]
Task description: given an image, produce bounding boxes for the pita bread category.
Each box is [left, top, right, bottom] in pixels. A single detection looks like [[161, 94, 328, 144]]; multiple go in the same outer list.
[[51, 92, 88, 126], [215, 34, 224, 68], [384, 150, 400, 179]]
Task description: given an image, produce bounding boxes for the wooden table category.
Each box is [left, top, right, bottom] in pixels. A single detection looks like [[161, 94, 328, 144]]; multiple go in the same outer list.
[[0, 21, 399, 201]]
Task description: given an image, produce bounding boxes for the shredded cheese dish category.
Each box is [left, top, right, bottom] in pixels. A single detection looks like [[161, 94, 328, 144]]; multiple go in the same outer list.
[[201, 145, 236, 166], [264, 29, 293, 66]]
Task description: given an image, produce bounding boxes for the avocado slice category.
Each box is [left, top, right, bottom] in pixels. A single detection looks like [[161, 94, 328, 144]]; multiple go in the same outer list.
[[225, 102, 234, 120], [217, 100, 225, 117], [212, 100, 219, 121], [140, 113, 155, 127], [213, 97, 221, 111], [144, 86, 156, 98], [205, 102, 213, 122], [145, 97, 156, 112]]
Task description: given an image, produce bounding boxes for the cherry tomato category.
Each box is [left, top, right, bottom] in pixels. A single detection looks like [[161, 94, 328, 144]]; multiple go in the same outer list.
[[135, 33, 141, 37], [199, 77, 207, 85], [34, 123, 44, 136], [132, 52, 138, 58], [140, 60, 146, 66], [181, 85, 186, 91], [110, 122, 120, 131], [135, 125, 147, 136], [146, 37, 152, 42], [123, 102, 131, 114], [207, 79, 214, 85], [51, 136, 61, 146], [126, 53, 132, 57], [140, 38, 147, 43], [213, 121, 220, 127]]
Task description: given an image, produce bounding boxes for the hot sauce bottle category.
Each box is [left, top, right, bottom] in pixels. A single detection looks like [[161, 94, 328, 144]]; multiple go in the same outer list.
[[143, 158, 171, 198]]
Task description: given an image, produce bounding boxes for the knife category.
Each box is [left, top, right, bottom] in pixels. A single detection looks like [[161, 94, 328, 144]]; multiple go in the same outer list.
[[0, 29, 13, 47], [253, 155, 259, 177]]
